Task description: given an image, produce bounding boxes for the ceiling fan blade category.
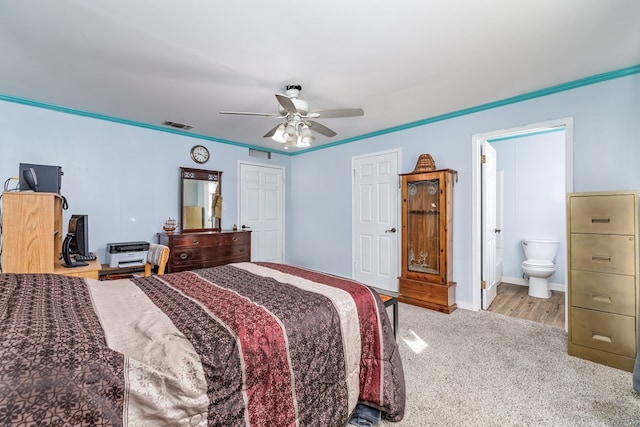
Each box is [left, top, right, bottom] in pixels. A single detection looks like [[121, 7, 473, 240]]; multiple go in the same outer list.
[[308, 121, 337, 137], [275, 94, 297, 115], [219, 111, 282, 117], [263, 124, 282, 138], [307, 108, 364, 119]]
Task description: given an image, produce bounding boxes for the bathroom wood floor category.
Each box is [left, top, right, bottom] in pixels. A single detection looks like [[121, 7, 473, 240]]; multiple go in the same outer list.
[[487, 282, 565, 329]]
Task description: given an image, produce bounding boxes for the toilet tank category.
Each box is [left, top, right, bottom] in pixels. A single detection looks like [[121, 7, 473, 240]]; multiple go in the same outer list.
[[522, 239, 559, 261]]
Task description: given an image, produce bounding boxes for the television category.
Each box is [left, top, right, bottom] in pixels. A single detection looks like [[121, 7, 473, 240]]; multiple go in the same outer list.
[[18, 163, 63, 193], [61, 214, 89, 268]]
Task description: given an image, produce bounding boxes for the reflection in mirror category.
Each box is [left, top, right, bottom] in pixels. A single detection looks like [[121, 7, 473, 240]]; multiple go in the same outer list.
[[180, 167, 222, 232]]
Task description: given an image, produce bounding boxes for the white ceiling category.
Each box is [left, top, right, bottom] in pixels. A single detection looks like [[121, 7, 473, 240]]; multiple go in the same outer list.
[[1, 1, 639, 154]]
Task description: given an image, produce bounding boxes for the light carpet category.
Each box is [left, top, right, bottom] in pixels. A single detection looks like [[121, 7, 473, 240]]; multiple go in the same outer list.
[[380, 303, 640, 426]]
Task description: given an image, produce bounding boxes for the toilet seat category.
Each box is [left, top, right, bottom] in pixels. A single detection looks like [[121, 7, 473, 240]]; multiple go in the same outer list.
[[522, 259, 554, 268]]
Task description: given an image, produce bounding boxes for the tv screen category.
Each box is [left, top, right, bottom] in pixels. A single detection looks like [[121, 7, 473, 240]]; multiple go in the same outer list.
[[18, 163, 63, 193], [68, 214, 89, 256]]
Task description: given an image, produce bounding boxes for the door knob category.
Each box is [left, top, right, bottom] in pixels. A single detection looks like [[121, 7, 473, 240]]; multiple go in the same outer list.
[[495, 229, 502, 234], [241, 225, 251, 229], [385, 227, 397, 233]]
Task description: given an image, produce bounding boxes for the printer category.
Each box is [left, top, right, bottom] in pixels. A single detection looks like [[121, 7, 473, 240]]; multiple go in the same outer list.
[[106, 241, 150, 268]]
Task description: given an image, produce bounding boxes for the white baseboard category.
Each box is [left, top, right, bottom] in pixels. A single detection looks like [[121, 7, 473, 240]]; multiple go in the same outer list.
[[456, 300, 475, 311], [501, 275, 565, 293]]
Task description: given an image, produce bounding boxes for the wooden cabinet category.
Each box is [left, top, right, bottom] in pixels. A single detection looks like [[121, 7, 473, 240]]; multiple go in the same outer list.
[[567, 190, 639, 372], [2, 191, 63, 273], [1, 191, 100, 278], [159, 230, 251, 273], [398, 169, 456, 313]]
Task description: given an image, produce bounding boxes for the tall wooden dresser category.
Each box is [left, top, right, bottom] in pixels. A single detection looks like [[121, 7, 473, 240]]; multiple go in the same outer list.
[[1, 191, 100, 278], [159, 230, 251, 273], [2, 191, 63, 273], [567, 190, 639, 371]]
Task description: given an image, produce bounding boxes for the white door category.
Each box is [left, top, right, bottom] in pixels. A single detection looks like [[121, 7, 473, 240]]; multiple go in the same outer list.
[[352, 150, 399, 292], [239, 163, 284, 262], [481, 140, 498, 309]]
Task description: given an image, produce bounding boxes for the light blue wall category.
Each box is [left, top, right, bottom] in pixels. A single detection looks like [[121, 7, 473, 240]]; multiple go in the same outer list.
[[493, 131, 566, 285], [288, 74, 640, 308], [0, 102, 291, 262], [1, 74, 638, 311]]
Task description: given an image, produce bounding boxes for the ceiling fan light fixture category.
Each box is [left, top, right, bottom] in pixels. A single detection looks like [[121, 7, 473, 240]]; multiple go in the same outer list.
[[299, 124, 312, 137], [284, 131, 297, 144], [285, 123, 297, 137], [298, 124, 314, 147], [222, 84, 362, 149], [271, 123, 287, 143]]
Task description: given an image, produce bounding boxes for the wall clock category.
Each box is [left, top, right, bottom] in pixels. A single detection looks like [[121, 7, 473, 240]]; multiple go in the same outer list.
[[190, 145, 210, 164]]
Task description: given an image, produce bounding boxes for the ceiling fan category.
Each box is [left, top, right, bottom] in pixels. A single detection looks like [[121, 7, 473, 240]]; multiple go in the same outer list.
[[219, 84, 364, 148]]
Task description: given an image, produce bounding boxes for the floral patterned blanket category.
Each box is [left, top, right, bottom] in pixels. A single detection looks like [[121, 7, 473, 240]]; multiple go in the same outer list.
[[0, 262, 405, 426]]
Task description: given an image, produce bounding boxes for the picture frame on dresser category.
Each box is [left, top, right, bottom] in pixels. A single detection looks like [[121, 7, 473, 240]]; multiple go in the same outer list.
[[160, 166, 251, 273]]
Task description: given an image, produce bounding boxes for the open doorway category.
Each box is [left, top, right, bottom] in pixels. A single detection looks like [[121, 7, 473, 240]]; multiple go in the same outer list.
[[471, 118, 574, 330]]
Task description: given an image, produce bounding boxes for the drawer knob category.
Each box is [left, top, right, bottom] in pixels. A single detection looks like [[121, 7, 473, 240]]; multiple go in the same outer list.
[[232, 237, 237, 241], [238, 248, 244, 252], [192, 239, 199, 245], [180, 253, 188, 260]]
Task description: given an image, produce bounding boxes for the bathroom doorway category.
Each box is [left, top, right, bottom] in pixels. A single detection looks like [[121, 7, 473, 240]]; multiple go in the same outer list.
[[471, 117, 574, 330], [486, 282, 565, 328]]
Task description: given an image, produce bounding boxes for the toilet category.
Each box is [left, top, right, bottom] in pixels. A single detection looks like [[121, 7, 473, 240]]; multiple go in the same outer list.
[[521, 239, 559, 299]]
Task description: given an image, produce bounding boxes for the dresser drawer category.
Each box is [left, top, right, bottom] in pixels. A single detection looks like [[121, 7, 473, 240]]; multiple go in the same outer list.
[[570, 307, 636, 357], [173, 244, 248, 263], [399, 277, 454, 306], [569, 194, 636, 235], [570, 234, 636, 275], [570, 270, 635, 316], [160, 231, 252, 273], [169, 232, 250, 249]]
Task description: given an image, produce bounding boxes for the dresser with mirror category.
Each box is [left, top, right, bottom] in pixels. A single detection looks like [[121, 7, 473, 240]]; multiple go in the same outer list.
[[158, 167, 251, 273]]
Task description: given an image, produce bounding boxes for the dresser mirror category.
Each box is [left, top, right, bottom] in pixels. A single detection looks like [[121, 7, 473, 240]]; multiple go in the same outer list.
[[180, 167, 222, 232]]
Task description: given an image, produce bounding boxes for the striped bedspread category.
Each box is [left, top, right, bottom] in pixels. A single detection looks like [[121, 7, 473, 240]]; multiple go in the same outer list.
[[0, 262, 405, 426]]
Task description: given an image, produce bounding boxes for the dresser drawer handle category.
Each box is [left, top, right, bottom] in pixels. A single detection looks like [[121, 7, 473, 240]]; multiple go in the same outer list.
[[238, 248, 244, 252], [192, 239, 199, 245], [591, 255, 611, 263], [591, 333, 612, 343], [591, 217, 611, 223], [590, 293, 612, 304], [232, 237, 237, 241], [180, 253, 188, 260]]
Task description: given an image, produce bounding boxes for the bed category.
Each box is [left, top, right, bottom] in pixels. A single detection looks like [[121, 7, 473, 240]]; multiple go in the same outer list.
[[0, 262, 405, 426]]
